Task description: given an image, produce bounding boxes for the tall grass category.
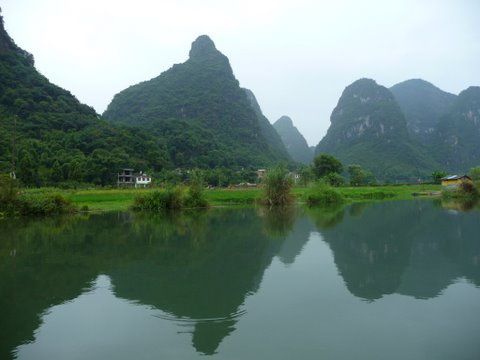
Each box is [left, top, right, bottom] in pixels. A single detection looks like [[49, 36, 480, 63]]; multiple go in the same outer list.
[[0, 175, 76, 216], [132, 185, 209, 212], [304, 182, 345, 207], [262, 166, 293, 206]]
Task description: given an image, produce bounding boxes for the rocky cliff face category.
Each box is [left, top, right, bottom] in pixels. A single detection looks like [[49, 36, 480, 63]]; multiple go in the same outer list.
[[316, 79, 438, 180], [390, 79, 456, 141], [103, 35, 291, 167], [433, 86, 480, 171], [273, 116, 313, 164], [243, 89, 292, 162]]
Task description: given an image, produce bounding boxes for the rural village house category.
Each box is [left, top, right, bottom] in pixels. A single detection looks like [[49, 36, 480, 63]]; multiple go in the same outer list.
[[117, 169, 152, 188]]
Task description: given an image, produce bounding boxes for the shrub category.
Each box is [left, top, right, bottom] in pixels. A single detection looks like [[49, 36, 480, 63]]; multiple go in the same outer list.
[[469, 167, 480, 182], [16, 193, 76, 216], [0, 174, 18, 213], [132, 185, 209, 212], [262, 166, 293, 206], [305, 182, 345, 207], [185, 171, 209, 208], [184, 184, 209, 208], [132, 188, 183, 212], [0, 175, 75, 216], [432, 171, 448, 184], [313, 154, 343, 179], [323, 172, 345, 187]]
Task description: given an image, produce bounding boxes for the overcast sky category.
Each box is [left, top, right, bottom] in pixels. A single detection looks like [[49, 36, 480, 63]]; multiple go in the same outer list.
[[2, 0, 479, 145]]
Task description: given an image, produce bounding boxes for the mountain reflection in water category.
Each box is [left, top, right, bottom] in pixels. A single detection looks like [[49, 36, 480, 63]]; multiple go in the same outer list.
[[0, 201, 479, 359]]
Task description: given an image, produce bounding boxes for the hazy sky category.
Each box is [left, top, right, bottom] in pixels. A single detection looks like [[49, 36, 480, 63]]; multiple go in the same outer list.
[[2, 0, 479, 145]]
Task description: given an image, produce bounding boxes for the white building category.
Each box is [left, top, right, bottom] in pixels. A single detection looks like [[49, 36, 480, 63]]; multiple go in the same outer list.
[[135, 172, 152, 188], [117, 169, 152, 188]]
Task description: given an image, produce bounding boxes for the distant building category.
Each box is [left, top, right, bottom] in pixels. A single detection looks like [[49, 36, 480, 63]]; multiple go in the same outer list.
[[117, 169, 152, 188], [134, 172, 152, 188], [288, 172, 300, 184], [441, 175, 472, 188], [256, 169, 267, 181]]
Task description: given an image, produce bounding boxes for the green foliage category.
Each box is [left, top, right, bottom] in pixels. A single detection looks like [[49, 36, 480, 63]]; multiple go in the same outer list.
[[0, 174, 76, 216], [262, 166, 294, 206], [313, 154, 343, 179], [184, 171, 209, 208], [132, 188, 184, 212], [433, 87, 480, 172], [0, 20, 172, 187], [132, 185, 209, 212], [0, 173, 17, 213], [323, 172, 345, 187], [298, 165, 314, 187], [16, 193, 76, 215], [469, 167, 480, 181], [305, 182, 345, 207], [432, 171, 448, 184], [315, 79, 440, 181], [348, 164, 375, 186], [103, 36, 291, 169]]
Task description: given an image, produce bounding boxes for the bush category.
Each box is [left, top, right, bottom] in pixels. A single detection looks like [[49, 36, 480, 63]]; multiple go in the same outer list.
[[313, 154, 343, 179], [132, 188, 183, 212], [262, 166, 294, 206], [432, 171, 448, 184], [132, 185, 209, 212], [185, 171, 209, 208], [16, 193, 76, 216], [305, 182, 345, 207], [0, 174, 18, 213], [0, 175, 75, 216], [184, 184, 209, 208], [323, 172, 345, 187]]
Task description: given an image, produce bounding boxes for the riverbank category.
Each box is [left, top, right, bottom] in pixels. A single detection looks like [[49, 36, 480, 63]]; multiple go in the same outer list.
[[22, 184, 442, 212]]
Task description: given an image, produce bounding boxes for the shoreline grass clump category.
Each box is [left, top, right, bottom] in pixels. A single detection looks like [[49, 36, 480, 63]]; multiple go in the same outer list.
[[132, 185, 209, 212], [262, 166, 294, 206], [304, 182, 345, 207], [17, 193, 77, 215], [1, 174, 76, 216]]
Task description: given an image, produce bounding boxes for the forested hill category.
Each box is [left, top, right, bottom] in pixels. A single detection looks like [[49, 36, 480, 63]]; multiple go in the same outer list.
[[273, 116, 313, 164], [242, 88, 292, 163], [0, 10, 170, 186], [103, 35, 291, 167], [315, 78, 439, 181], [390, 79, 456, 141], [433, 86, 480, 172]]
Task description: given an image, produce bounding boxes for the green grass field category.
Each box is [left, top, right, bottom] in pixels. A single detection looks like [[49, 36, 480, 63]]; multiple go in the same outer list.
[[22, 184, 442, 212]]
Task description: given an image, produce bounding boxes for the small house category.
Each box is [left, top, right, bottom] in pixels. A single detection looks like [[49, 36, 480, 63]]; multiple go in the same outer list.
[[134, 172, 152, 188], [440, 175, 472, 188], [256, 169, 267, 181], [117, 169, 152, 188], [117, 169, 135, 187]]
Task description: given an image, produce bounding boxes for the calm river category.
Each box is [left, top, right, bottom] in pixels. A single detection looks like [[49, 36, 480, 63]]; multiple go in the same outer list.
[[1, 200, 479, 359]]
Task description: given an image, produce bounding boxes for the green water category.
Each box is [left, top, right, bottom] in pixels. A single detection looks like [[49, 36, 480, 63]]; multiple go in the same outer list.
[[0, 200, 479, 359]]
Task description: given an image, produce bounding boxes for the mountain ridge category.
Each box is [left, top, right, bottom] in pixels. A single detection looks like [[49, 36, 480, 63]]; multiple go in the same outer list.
[[273, 116, 313, 164], [103, 35, 291, 168]]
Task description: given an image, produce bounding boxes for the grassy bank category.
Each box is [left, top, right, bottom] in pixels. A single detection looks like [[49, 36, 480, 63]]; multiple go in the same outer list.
[[20, 184, 442, 212]]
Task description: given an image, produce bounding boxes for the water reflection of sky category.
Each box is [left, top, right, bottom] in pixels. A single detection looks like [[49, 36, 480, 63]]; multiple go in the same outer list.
[[2, 201, 480, 359]]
